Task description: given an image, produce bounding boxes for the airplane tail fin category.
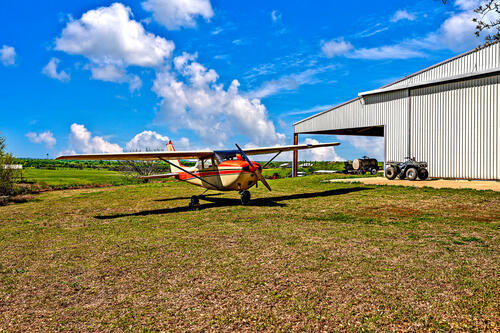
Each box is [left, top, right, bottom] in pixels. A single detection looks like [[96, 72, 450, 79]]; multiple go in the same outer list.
[[166, 141, 184, 173]]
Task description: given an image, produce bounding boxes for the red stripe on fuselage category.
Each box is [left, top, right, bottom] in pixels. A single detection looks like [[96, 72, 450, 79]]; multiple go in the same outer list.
[[177, 169, 247, 181]]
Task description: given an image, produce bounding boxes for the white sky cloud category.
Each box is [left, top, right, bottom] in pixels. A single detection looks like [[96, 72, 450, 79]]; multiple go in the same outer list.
[[301, 138, 344, 161], [125, 130, 170, 151], [390, 10, 416, 23], [69, 123, 123, 154], [284, 104, 335, 116], [321, 0, 496, 60], [337, 135, 384, 160], [349, 45, 425, 60], [89, 64, 142, 92], [271, 10, 282, 23], [142, 0, 214, 30], [26, 131, 57, 148], [153, 52, 285, 147], [248, 66, 334, 99], [56, 3, 174, 67], [42, 58, 70, 82], [0, 45, 16, 66], [321, 38, 353, 58]]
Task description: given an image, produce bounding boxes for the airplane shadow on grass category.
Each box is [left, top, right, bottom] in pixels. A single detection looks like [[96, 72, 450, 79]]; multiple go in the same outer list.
[[95, 187, 371, 219]]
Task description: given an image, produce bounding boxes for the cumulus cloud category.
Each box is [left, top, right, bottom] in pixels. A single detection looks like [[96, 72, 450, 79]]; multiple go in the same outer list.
[[301, 138, 344, 161], [0, 45, 16, 66], [142, 0, 214, 30], [153, 52, 285, 147], [321, 38, 353, 58], [56, 3, 174, 67], [42, 58, 70, 82], [125, 130, 170, 151], [89, 64, 142, 92], [69, 123, 123, 154], [26, 131, 57, 148], [390, 10, 416, 23], [337, 136, 384, 160], [55, 3, 174, 90]]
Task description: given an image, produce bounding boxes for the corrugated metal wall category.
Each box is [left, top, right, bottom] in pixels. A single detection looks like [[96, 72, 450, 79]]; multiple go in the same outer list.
[[294, 90, 410, 162], [386, 42, 500, 89], [294, 43, 500, 180], [411, 75, 499, 179]]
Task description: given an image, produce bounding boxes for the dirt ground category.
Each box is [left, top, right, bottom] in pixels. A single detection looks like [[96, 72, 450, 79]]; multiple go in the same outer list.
[[328, 177, 500, 191]]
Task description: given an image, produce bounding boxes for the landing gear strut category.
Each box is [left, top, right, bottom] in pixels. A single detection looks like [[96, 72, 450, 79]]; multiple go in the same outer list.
[[239, 190, 251, 205]]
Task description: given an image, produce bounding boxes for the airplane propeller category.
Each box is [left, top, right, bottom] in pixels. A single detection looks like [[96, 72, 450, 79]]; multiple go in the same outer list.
[[235, 144, 272, 191]]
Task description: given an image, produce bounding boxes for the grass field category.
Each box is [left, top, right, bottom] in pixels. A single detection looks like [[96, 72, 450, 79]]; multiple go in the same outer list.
[[0, 176, 498, 331], [21, 168, 137, 188]]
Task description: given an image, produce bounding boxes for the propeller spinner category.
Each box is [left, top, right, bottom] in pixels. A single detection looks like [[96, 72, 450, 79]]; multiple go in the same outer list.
[[235, 144, 272, 191]]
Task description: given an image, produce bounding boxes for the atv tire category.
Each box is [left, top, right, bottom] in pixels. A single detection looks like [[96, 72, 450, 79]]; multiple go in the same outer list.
[[406, 167, 418, 181], [385, 166, 397, 180], [418, 168, 429, 180]]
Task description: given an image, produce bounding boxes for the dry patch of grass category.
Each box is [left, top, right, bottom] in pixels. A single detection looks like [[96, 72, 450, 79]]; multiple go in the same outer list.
[[0, 176, 498, 331]]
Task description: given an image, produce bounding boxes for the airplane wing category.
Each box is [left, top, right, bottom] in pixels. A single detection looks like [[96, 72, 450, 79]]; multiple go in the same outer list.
[[55, 142, 340, 161], [55, 150, 213, 161], [241, 142, 340, 156]]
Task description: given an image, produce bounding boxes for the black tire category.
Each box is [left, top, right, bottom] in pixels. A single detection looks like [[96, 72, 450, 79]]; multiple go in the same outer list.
[[385, 166, 397, 180], [370, 168, 377, 175], [240, 190, 251, 205], [418, 168, 429, 180], [406, 167, 418, 181], [189, 196, 199, 208]]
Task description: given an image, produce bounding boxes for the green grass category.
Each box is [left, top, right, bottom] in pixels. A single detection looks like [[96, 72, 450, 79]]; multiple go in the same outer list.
[[0, 175, 498, 331], [21, 167, 137, 187]]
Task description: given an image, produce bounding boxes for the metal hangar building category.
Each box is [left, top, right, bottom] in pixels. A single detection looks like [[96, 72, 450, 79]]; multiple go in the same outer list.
[[292, 42, 500, 180]]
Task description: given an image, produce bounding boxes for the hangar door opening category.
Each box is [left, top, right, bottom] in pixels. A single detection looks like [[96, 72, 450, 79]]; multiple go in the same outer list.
[[292, 126, 385, 177]]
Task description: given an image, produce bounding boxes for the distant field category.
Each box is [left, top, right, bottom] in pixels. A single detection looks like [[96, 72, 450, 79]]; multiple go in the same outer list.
[[21, 168, 136, 187], [262, 167, 379, 179], [0, 175, 498, 331]]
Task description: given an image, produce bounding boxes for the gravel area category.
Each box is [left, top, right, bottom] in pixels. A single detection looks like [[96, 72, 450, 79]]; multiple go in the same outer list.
[[328, 177, 500, 191]]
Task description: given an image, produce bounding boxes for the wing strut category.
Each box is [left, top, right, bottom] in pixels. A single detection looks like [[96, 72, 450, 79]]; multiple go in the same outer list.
[[263, 152, 281, 169], [159, 158, 219, 189]]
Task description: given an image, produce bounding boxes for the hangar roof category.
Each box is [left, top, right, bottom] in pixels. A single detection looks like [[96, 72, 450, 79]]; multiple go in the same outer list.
[[294, 41, 500, 126]]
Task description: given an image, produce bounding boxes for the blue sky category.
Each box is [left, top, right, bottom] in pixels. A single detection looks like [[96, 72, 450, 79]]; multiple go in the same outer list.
[[0, 0, 487, 160]]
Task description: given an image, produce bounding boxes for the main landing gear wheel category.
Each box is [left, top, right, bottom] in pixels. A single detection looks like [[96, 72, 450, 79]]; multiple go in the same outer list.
[[240, 190, 251, 205], [189, 195, 200, 209]]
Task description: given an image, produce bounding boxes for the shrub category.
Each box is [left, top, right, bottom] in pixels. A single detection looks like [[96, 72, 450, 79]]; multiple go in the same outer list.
[[0, 134, 17, 196]]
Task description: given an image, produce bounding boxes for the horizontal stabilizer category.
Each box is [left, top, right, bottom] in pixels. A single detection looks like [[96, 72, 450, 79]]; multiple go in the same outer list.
[[137, 173, 178, 180]]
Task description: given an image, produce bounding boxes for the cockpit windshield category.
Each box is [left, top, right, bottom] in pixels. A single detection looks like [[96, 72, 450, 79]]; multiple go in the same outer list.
[[195, 157, 219, 169]]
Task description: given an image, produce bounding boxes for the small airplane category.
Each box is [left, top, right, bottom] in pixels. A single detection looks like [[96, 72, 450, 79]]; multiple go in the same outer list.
[[57, 141, 340, 206]]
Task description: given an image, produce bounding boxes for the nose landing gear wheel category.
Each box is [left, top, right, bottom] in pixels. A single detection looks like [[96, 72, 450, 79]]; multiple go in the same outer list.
[[189, 196, 200, 209], [240, 190, 251, 205]]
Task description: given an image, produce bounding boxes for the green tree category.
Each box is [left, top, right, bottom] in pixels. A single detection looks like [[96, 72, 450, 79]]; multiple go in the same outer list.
[[442, 0, 500, 44], [473, 1, 500, 43], [0, 133, 16, 196]]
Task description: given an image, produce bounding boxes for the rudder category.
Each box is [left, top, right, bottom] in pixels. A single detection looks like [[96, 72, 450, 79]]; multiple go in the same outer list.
[[166, 141, 184, 173]]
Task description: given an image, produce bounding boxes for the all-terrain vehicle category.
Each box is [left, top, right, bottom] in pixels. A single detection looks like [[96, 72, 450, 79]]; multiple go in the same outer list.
[[385, 157, 429, 181]]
